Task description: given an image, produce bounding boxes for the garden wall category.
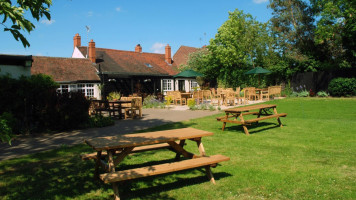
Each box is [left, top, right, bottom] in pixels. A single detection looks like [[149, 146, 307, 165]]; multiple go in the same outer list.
[[291, 68, 356, 92]]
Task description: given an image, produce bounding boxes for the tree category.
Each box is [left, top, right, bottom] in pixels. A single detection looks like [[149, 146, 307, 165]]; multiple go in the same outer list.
[[268, 0, 319, 71], [0, 0, 52, 48], [207, 9, 276, 87], [311, 0, 356, 68]]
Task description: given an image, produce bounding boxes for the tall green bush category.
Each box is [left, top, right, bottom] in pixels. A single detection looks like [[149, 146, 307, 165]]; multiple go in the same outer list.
[[0, 74, 90, 135], [328, 78, 356, 97]]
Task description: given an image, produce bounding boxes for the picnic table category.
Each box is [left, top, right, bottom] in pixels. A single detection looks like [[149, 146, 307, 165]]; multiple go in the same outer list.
[[217, 104, 287, 135], [91, 100, 131, 119], [82, 127, 230, 200]]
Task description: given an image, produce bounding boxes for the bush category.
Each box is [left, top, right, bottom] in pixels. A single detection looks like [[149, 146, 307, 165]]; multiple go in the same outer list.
[[0, 74, 90, 134], [88, 115, 114, 127], [107, 92, 121, 101], [298, 90, 309, 97], [328, 78, 356, 97], [187, 99, 196, 109], [164, 96, 173, 106], [317, 91, 329, 97], [143, 95, 165, 108], [0, 112, 16, 145]]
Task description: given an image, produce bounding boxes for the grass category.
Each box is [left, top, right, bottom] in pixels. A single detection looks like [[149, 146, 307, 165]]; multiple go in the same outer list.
[[0, 98, 355, 199]]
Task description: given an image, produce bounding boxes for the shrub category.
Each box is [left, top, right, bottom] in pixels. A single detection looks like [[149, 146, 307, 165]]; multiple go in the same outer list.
[[187, 99, 196, 109], [328, 78, 356, 97], [107, 92, 121, 101], [88, 115, 114, 127], [298, 90, 309, 97], [0, 112, 16, 145], [164, 96, 173, 106], [143, 95, 165, 108], [317, 91, 329, 97]]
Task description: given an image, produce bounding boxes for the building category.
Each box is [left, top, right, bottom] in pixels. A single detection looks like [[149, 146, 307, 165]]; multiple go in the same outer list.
[[0, 54, 33, 79], [72, 33, 181, 96], [31, 56, 101, 99]]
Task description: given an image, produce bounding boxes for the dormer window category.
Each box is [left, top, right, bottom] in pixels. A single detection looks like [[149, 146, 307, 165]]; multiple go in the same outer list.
[[145, 63, 153, 68]]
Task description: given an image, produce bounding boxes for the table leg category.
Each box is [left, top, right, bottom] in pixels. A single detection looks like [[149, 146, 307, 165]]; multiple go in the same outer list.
[[256, 109, 262, 124], [195, 138, 216, 184], [107, 150, 120, 200], [168, 141, 196, 159], [273, 107, 283, 127], [94, 151, 102, 180], [174, 140, 186, 161], [239, 113, 249, 135]]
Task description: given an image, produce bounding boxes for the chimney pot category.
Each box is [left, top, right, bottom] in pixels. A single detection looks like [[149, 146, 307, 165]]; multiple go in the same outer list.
[[89, 39, 96, 63], [135, 44, 142, 53], [165, 44, 172, 64], [73, 33, 81, 49]]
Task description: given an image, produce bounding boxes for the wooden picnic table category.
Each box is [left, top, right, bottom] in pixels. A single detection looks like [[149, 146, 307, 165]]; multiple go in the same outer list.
[[91, 100, 131, 119], [83, 127, 230, 200], [217, 104, 287, 135]]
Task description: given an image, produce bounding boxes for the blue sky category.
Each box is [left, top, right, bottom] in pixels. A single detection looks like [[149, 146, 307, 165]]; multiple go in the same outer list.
[[0, 0, 271, 57]]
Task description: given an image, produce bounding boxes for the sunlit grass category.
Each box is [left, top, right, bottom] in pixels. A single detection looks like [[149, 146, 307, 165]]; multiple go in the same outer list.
[[0, 98, 355, 199]]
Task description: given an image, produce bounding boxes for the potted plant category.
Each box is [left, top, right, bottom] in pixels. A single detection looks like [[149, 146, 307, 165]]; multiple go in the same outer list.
[[107, 92, 121, 101]]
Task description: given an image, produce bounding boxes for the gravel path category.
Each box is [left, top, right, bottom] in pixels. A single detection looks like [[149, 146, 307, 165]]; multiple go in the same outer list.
[[0, 108, 221, 161]]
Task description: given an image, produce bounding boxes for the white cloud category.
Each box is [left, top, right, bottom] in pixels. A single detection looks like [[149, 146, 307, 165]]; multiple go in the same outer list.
[[40, 19, 55, 25], [253, 0, 268, 4], [150, 42, 165, 54], [115, 7, 121, 12]]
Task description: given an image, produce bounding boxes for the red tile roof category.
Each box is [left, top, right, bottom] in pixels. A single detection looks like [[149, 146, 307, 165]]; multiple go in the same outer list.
[[173, 46, 201, 68], [31, 56, 100, 82], [78, 47, 179, 77]]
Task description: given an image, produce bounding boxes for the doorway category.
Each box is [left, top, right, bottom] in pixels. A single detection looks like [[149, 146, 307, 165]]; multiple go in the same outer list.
[[178, 80, 185, 92]]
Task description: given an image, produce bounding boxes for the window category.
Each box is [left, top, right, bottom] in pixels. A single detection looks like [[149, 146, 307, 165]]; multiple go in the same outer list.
[[163, 79, 173, 91], [78, 83, 94, 98], [57, 83, 94, 98], [57, 84, 76, 93], [190, 80, 198, 90]]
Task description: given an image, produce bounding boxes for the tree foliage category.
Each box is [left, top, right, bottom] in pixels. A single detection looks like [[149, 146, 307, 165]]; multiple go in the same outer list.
[[311, 0, 356, 67], [0, 0, 52, 47]]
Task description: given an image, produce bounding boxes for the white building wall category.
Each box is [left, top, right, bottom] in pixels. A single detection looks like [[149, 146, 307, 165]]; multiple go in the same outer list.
[[71, 47, 85, 58]]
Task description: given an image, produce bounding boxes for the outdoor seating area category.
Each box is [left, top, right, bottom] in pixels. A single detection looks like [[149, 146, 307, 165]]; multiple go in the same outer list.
[[165, 86, 282, 107], [89, 97, 143, 119]]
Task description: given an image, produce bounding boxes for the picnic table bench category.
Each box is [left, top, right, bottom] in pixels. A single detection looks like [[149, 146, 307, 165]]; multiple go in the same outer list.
[[82, 127, 230, 200], [217, 104, 287, 135]]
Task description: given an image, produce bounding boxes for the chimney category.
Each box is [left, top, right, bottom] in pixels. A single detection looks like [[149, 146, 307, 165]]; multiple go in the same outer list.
[[73, 33, 81, 48], [135, 44, 142, 53], [88, 39, 96, 63], [165, 44, 172, 64]]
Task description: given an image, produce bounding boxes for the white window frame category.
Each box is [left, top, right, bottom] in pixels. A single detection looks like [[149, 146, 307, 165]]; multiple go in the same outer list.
[[190, 80, 198, 91], [57, 83, 94, 98], [163, 79, 173, 91]]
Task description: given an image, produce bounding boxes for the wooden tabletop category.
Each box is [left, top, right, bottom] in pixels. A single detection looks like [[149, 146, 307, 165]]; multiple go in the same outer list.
[[85, 128, 213, 151], [224, 104, 277, 113]]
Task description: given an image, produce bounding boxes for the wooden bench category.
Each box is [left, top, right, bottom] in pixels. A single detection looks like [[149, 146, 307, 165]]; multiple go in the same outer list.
[[219, 113, 287, 125], [100, 155, 230, 183]]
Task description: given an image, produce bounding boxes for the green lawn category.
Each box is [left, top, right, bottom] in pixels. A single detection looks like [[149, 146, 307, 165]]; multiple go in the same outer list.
[[0, 98, 355, 200]]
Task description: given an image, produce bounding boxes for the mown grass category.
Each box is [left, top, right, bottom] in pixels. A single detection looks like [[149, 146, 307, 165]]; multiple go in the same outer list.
[[0, 98, 355, 200]]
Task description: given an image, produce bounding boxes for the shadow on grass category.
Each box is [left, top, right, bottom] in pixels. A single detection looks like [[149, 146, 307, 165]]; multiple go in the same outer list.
[[120, 171, 231, 199], [222, 121, 287, 135], [0, 121, 230, 199]]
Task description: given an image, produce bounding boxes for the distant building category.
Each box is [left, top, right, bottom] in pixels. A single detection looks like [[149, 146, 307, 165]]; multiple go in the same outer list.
[[0, 54, 33, 79], [71, 33, 201, 95], [173, 45, 201, 69]]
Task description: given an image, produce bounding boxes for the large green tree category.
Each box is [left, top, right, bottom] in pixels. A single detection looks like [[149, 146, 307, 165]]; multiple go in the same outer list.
[[311, 0, 356, 68], [0, 0, 52, 47], [205, 9, 279, 87], [268, 0, 320, 71]]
